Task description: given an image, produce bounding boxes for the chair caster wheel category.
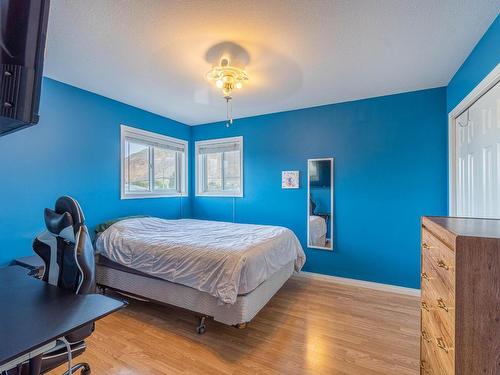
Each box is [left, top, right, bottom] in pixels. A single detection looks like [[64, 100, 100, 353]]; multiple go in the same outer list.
[[63, 364, 91, 375]]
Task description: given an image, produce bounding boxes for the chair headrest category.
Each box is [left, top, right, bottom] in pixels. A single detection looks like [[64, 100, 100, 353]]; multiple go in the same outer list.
[[44, 196, 85, 242]]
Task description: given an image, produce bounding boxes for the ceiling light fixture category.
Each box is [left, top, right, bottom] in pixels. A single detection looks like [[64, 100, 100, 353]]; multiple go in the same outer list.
[[206, 57, 248, 127]]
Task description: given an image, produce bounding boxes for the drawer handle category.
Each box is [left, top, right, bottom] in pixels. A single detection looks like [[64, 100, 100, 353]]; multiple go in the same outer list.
[[422, 330, 431, 342], [436, 337, 449, 353], [421, 272, 430, 280], [437, 259, 449, 270], [421, 301, 430, 311], [437, 298, 449, 312], [420, 360, 426, 369]]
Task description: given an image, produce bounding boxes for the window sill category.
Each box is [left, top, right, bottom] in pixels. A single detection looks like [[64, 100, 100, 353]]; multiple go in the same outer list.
[[121, 193, 188, 200], [195, 192, 243, 198]]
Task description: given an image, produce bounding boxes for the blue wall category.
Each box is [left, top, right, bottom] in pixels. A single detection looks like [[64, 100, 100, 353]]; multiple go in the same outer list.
[[0, 13, 496, 287], [0, 80, 449, 288], [310, 187, 331, 214], [447, 15, 499, 112], [7, 20, 496, 285], [0, 78, 191, 266], [192, 88, 448, 289]]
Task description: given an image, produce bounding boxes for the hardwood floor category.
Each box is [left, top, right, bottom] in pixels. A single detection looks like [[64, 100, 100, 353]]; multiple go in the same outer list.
[[50, 275, 420, 375]]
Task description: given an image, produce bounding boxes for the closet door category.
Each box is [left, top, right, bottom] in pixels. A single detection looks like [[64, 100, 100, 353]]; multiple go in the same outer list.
[[455, 82, 500, 218]]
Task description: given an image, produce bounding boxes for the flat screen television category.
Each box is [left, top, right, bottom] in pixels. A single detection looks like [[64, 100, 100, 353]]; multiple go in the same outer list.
[[0, 0, 50, 137]]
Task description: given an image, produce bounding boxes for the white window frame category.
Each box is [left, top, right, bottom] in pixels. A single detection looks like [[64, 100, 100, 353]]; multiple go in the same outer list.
[[120, 124, 188, 199], [195, 136, 244, 197]]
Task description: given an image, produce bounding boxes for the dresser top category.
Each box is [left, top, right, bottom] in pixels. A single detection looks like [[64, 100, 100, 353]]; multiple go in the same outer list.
[[425, 216, 500, 239]]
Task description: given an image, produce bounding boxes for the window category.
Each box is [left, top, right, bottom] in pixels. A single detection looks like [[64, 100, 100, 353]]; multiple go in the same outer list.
[[121, 125, 187, 199], [196, 136, 243, 197]]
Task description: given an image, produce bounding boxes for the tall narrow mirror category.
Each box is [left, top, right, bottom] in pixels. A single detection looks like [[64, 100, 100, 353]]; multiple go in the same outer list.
[[307, 158, 334, 250]]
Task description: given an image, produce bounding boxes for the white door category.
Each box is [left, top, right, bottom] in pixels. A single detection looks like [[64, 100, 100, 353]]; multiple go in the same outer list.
[[455, 81, 500, 218]]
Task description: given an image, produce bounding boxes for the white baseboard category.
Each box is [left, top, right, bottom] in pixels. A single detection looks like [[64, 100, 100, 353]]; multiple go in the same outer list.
[[296, 271, 421, 297]]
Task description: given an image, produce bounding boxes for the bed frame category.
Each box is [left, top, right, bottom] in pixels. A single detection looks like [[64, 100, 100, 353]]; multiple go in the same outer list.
[[95, 259, 295, 334]]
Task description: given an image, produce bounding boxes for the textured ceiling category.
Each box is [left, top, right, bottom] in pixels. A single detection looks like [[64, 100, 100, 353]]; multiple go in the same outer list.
[[44, 1, 499, 125]]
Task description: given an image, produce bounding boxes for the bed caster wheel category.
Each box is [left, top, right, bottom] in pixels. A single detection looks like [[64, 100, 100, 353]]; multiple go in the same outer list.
[[196, 325, 206, 335], [196, 316, 207, 335]]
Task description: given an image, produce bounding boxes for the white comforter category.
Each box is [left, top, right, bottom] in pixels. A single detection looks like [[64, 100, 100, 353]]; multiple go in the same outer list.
[[96, 217, 306, 304]]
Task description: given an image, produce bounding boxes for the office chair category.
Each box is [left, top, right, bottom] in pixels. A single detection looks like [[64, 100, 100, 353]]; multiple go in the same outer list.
[[14, 196, 96, 375]]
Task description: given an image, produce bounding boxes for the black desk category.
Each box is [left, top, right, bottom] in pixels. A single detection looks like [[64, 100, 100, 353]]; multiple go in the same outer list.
[[0, 266, 125, 373]]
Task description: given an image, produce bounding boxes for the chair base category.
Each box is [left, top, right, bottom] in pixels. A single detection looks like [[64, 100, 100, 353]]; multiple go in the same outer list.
[[6, 341, 88, 375], [39, 341, 86, 374], [4, 362, 90, 375]]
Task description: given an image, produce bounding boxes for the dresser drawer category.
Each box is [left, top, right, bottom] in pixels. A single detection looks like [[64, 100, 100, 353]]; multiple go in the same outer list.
[[420, 314, 435, 375], [421, 286, 454, 320], [422, 228, 455, 265], [422, 260, 455, 316], [421, 291, 455, 348], [421, 312, 455, 374], [422, 247, 455, 283], [420, 337, 434, 374], [421, 305, 455, 354], [421, 228, 455, 294], [421, 337, 454, 375], [421, 257, 455, 306]]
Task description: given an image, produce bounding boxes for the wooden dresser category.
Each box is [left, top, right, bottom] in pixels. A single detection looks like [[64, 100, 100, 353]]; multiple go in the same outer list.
[[420, 216, 500, 375]]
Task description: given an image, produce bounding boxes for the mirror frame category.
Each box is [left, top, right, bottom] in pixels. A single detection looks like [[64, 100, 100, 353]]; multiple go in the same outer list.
[[307, 158, 334, 251]]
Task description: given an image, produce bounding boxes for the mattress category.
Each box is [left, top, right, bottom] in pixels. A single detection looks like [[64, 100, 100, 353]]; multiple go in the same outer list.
[[96, 217, 305, 304], [97, 255, 163, 279], [309, 215, 327, 246]]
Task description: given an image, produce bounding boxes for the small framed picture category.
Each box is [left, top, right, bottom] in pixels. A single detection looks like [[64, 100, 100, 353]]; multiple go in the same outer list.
[[282, 171, 300, 189]]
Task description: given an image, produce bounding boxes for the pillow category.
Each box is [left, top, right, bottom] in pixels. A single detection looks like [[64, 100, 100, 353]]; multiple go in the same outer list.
[[95, 215, 150, 234]]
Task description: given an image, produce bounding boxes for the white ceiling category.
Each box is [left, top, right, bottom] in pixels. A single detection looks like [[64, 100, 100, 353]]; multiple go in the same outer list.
[[44, 1, 499, 125]]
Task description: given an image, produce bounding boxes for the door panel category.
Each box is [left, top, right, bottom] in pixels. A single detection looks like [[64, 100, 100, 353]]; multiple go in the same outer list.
[[455, 82, 500, 218]]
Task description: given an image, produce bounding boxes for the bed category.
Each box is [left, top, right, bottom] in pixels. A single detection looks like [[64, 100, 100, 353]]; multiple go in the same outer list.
[[94, 217, 305, 332], [309, 215, 327, 247]]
